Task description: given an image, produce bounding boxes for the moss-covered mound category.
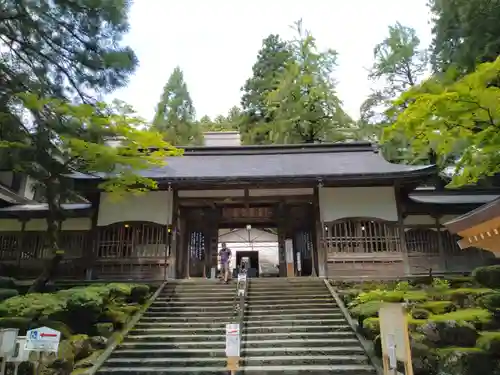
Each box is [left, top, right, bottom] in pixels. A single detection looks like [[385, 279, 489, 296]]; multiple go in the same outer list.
[[335, 272, 500, 375], [0, 282, 151, 375]]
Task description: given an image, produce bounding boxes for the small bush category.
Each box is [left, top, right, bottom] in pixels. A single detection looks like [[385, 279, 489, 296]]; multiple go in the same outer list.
[[437, 347, 495, 375], [0, 276, 16, 289], [352, 289, 405, 306], [473, 265, 500, 289], [395, 281, 412, 292], [0, 288, 18, 302], [350, 300, 383, 319], [338, 289, 361, 305], [448, 276, 476, 289], [404, 291, 429, 303], [362, 317, 380, 339], [478, 292, 500, 313], [420, 301, 456, 315], [477, 331, 500, 357], [430, 308, 493, 325], [419, 321, 478, 347], [432, 278, 451, 291], [443, 288, 493, 308], [412, 308, 430, 320], [130, 284, 150, 303]]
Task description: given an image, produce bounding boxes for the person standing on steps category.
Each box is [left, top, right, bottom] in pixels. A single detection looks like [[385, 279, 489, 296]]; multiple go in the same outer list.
[[219, 242, 232, 284]]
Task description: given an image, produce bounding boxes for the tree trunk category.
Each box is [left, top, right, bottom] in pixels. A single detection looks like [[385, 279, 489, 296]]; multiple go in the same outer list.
[[29, 180, 63, 293]]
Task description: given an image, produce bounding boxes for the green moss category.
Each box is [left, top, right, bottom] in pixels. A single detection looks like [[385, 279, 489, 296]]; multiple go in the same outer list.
[[420, 301, 456, 314], [443, 288, 494, 298], [0, 288, 18, 302], [404, 290, 429, 302], [411, 308, 430, 320], [430, 308, 493, 324], [350, 300, 382, 318], [0, 317, 72, 338], [362, 317, 380, 339], [95, 322, 114, 337], [436, 346, 484, 355], [73, 350, 104, 369], [477, 331, 500, 356]]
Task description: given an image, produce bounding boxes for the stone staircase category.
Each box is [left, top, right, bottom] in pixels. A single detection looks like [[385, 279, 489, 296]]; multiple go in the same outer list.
[[97, 278, 377, 375], [242, 278, 377, 374], [98, 279, 236, 374]]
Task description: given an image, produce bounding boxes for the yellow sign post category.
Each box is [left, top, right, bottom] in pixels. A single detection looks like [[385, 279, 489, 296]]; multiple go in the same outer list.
[[379, 303, 413, 375], [226, 356, 239, 373]]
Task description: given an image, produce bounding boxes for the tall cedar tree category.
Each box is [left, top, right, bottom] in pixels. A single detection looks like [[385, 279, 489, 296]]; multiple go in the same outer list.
[[240, 34, 293, 144], [0, 1, 146, 290], [266, 20, 354, 143], [429, 0, 500, 74], [152, 67, 200, 145]]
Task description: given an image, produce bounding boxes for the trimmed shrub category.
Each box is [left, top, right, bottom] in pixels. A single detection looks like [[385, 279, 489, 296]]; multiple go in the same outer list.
[[477, 331, 500, 357], [430, 308, 493, 326], [448, 276, 476, 289], [437, 347, 495, 375], [362, 317, 380, 340], [0, 317, 72, 338], [338, 289, 361, 305], [443, 288, 493, 308], [411, 341, 439, 375], [350, 300, 383, 319], [473, 265, 500, 289], [420, 301, 456, 315], [404, 291, 429, 303], [478, 292, 500, 314], [0, 276, 16, 289], [0, 289, 18, 302], [130, 284, 150, 304], [419, 321, 478, 347], [411, 308, 430, 320]]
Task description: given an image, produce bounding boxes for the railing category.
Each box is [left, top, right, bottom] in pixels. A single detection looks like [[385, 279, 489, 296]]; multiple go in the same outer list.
[[228, 272, 248, 374]]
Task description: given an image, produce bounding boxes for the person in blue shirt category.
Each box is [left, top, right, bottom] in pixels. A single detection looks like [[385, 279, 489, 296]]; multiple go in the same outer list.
[[219, 242, 232, 283]]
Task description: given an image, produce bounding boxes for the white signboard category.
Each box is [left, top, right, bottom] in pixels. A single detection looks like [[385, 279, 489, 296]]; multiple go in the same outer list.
[[25, 327, 61, 353], [296, 252, 302, 272], [237, 273, 247, 282], [225, 323, 240, 357], [285, 239, 293, 263]]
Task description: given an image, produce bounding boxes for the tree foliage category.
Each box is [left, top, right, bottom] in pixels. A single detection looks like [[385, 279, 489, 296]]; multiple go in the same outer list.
[[198, 107, 242, 133], [429, 0, 500, 74], [1, 93, 180, 291], [151, 66, 201, 145], [359, 22, 429, 161], [240, 34, 292, 144], [384, 57, 500, 186], [266, 20, 354, 143]]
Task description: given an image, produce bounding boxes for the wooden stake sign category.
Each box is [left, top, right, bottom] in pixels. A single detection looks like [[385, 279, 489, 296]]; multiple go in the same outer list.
[[379, 303, 413, 375]]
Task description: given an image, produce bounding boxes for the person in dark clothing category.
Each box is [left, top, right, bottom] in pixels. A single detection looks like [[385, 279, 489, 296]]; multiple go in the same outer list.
[[219, 242, 232, 283]]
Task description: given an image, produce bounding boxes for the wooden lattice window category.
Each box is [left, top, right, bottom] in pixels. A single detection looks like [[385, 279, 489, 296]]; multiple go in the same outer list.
[[324, 219, 401, 253], [0, 233, 19, 261], [405, 228, 439, 254], [96, 222, 167, 258]]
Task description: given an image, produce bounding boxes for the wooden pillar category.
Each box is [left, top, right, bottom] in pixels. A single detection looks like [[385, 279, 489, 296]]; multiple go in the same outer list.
[[275, 202, 287, 277], [312, 186, 322, 277], [435, 215, 448, 272], [16, 219, 27, 268], [86, 194, 100, 280], [394, 185, 410, 276], [167, 190, 179, 279]]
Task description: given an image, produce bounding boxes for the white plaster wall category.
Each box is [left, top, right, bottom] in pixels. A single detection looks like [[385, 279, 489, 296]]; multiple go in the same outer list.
[[0, 219, 22, 231], [97, 191, 173, 226], [219, 228, 278, 243], [0, 172, 13, 187], [440, 215, 460, 225], [61, 218, 92, 231], [203, 132, 241, 146], [248, 188, 313, 197], [25, 219, 47, 231], [319, 186, 398, 222], [178, 189, 244, 198], [404, 215, 437, 226]]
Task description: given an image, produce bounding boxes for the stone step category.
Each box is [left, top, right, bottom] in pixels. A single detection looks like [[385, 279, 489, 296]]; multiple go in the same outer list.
[[134, 321, 227, 329], [111, 345, 366, 358], [152, 300, 236, 307], [242, 331, 356, 342], [148, 305, 237, 312], [158, 290, 236, 298], [243, 318, 348, 327], [97, 364, 376, 374], [118, 338, 360, 350], [247, 296, 334, 304], [245, 307, 339, 315], [139, 315, 234, 323], [142, 310, 233, 317], [103, 354, 369, 367], [248, 288, 326, 294], [246, 302, 334, 311], [245, 312, 344, 320], [130, 324, 351, 336]]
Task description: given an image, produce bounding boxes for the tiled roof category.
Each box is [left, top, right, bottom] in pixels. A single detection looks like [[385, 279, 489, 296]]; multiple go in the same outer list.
[[70, 142, 436, 182]]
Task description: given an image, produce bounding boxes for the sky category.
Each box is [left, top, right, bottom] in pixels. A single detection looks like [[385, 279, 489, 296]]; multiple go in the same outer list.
[[110, 0, 433, 122]]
